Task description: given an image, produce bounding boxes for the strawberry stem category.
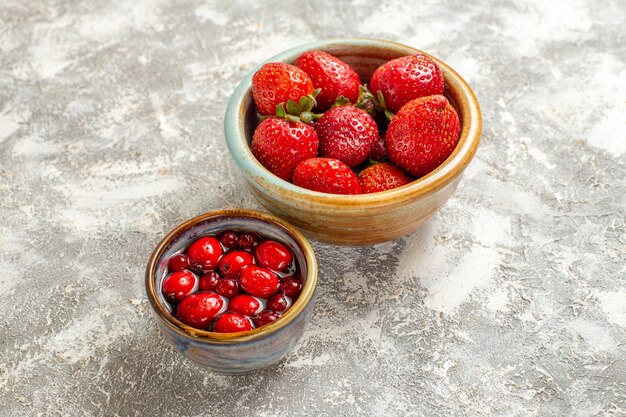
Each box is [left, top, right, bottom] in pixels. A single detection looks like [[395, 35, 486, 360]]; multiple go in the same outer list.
[[270, 91, 324, 124], [332, 96, 352, 108], [356, 84, 395, 121]]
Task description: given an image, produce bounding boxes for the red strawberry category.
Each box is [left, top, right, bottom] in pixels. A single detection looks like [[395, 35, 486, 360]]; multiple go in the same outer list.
[[251, 118, 318, 181], [252, 63, 314, 115], [294, 50, 360, 111], [315, 106, 379, 167], [293, 158, 362, 195], [357, 162, 412, 193], [369, 136, 387, 161], [386, 95, 460, 177], [370, 54, 444, 113]]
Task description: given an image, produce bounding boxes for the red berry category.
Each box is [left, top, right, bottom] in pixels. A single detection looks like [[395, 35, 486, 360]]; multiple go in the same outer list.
[[167, 253, 189, 272], [186, 237, 223, 272], [280, 277, 303, 299], [176, 292, 224, 329], [254, 240, 293, 272], [215, 278, 240, 299], [251, 118, 319, 181], [369, 136, 387, 161], [357, 162, 412, 193], [228, 294, 262, 316], [218, 231, 239, 249], [386, 95, 460, 177], [238, 232, 261, 250], [219, 250, 254, 278], [267, 293, 291, 312], [315, 106, 379, 167], [370, 54, 444, 113], [212, 313, 253, 333], [198, 271, 221, 291], [239, 265, 280, 298], [162, 270, 198, 303], [294, 50, 360, 111], [293, 158, 362, 195], [252, 63, 314, 116], [253, 310, 281, 328]]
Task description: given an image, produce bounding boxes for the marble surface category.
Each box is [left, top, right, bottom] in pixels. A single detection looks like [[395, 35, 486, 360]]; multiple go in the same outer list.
[[1, 0, 625, 416]]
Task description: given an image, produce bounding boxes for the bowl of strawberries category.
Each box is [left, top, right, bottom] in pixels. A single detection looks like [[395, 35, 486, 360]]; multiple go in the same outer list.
[[224, 38, 481, 245]]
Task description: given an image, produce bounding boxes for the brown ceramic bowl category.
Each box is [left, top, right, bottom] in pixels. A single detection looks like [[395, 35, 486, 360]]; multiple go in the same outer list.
[[145, 209, 318, 373], [224, 38, 482, 245]]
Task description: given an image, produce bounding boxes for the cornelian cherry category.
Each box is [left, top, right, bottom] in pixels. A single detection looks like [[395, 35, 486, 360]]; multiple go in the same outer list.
[[176, 292, 224, 329], [219, 250, 254, 278], [267, 293, 290, 312], [218, 231, 239, 249], [253, 310, 280, 327], [186, 236, 223, 271], [198, 271, 220, 291], [215, 278, 240, 298], [254, 240, 293, 272], [238, 232, 261, 250], [280, 277, 303, 299], [228, 294, 262, 316], [168, 253, 189, 271], [213, 313, 253, 333], [239, 265, 280, 298], [162, 270, 198, 302]]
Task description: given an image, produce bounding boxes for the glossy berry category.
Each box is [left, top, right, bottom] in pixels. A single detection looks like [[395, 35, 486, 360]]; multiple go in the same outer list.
[[251, 117, 319, 181], [386, 95, 460, 177], [176, 292, 224, 329], [315, 106, 379, 167], [254, 240, 293, 272], [168, 253, 189, 272], [238, 232, 261, 250], [239, 265, 280, 298], [357, 162, 412, 193], [186, 236, 223, 272], [215, 278, 240, 299], [218, 231, 239, 249], [280, 277, 303, 299], [370, 53, 444, 113], [294, 50, 360, 111], [198, 271, 220, 291], [162, 270, 198, 303], [252, 63, 314, 116], [253, 310, 281, 328], [228, 294, 262, 316], [267, 293, 290, 313], [219, 251, 255, 278], [293, 158, 362, 195], [212, 312, 253, 333]]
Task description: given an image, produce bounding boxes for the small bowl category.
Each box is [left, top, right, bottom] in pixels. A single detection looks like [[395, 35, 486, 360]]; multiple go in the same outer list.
[[224, 38, 482, 245], [145, 209, 318, 374]]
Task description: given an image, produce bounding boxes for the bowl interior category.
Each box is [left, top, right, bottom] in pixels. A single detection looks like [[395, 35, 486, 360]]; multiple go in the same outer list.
[[147, 210, 315, 342]]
